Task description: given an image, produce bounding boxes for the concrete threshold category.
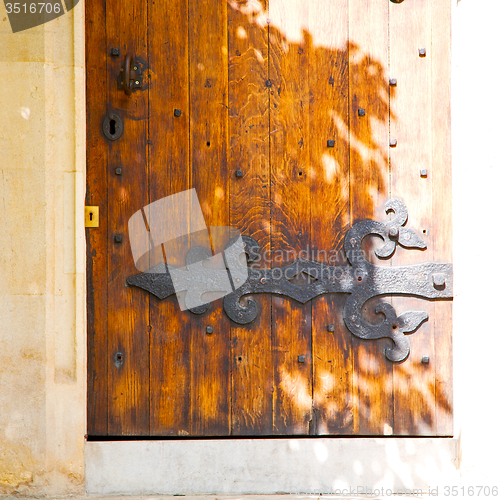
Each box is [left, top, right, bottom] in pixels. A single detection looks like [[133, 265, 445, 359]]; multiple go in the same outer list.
[[0, 496, 428, 500], [85, 438, 458, 496]]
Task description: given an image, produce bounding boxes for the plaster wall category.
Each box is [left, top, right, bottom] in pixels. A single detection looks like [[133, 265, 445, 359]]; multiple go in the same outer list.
[[0, 2, 86, 495], [0, 0, 499, 495]]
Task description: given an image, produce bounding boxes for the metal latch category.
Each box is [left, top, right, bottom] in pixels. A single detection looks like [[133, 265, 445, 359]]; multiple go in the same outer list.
[[118, 54, 143, 96], [85, 206, 99, 228]]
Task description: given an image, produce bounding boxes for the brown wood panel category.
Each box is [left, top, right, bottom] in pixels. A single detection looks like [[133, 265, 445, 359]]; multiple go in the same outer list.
[[309, 0, 352, 435], [268, 0, 313, 435], [349, 0, 392, 435], [188, 0, 231, 436], [148, 0, 191, 435], [105, 0, 150, 435], [389, 0, 436, 435], [228, 1, 273, 435], [431, 0, 453, 436], [86, 0, 452, 438], [85, 0, 108, 436]]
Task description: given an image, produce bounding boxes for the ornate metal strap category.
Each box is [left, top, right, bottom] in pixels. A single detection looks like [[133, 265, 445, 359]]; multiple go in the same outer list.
[[127, 199, 453, 362]]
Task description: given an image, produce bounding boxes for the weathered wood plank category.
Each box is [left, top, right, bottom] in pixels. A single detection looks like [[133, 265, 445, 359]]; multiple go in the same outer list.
[[268, 0, 313, 435], [106, 0, 150, 435], [188, 0, 231, 436], [148, 0, 191, 436], [309, 0, 352, 435], [85, 0, 108, 436], [349, 0, 392, 435], [431, 0, 453, 436], [390, 0, 436, 435], [86, 0, 452, 438], [228, 1, 273, 436]]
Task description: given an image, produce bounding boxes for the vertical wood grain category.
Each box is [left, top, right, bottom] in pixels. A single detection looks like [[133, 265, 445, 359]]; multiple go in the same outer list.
[[85, 0, 108, 436], [188, 0, 231, 436], [309, 0, 352, 435], [86, 0, 452, 438], [349, 0, 392, 435], [431, 0, 453, 436], [268, 0, 313, 434], [148, 0, 191, 436], [105, 0, 150, 435], [228, 1, 273, 435], [390, 0, 436, 435]]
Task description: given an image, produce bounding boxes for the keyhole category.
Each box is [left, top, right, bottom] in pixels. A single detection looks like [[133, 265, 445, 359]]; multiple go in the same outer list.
[[206, 141, 211, 147], [102, 112, 123, 141], [89, 212, 93, 221]]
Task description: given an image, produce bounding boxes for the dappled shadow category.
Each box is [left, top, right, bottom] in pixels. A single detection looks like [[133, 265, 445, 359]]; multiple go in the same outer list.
[[228, 0, 392, 255], [225, 0, 451, 439]]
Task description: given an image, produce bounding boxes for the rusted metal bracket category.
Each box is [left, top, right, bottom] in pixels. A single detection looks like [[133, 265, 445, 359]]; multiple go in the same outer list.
[[118, 54, 144, 95], [127, 199, 453, 362]]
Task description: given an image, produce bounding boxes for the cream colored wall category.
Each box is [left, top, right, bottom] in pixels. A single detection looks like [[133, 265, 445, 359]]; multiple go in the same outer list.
[[0, 0, 499, 496], [0, 2, 86, 495]]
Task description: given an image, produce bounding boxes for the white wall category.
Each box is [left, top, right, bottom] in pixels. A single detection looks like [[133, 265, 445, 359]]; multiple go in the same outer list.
[[452, 0, 500, 484]]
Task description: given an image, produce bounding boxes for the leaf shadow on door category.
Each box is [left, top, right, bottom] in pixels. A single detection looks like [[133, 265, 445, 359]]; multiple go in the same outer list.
[[226, 0, 451, 440]]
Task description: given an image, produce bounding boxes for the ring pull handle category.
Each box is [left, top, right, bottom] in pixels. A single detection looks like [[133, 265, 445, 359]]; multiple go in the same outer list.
[[123, 54, 132, 96]]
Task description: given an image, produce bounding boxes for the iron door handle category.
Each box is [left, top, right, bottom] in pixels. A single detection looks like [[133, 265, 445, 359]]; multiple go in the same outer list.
[[123, 53, 132, 96], [120, 54, 143, 96]]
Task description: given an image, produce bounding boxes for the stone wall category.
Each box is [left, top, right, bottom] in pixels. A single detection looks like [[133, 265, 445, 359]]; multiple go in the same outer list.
[[0, 3, 86, 495]]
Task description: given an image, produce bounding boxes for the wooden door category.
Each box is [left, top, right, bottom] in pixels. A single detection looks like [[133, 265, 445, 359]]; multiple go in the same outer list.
[[86, 0, 452, 437]]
